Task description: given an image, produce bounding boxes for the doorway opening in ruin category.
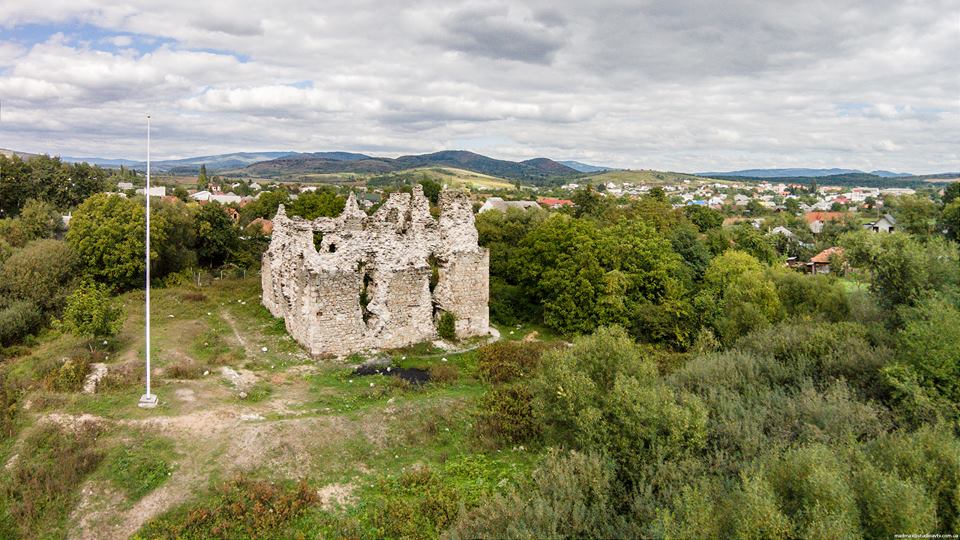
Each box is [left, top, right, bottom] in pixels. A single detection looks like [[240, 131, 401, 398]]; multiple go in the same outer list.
[[313, 231, 324, 252]]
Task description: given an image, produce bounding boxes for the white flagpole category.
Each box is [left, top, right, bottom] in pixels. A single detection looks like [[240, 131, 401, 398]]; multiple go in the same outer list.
[[139, 114, 157, 408]]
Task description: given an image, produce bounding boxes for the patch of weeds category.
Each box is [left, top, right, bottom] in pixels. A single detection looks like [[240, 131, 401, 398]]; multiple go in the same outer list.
[[356, 454, 534, 540], [98, 360, 143, 390], [104, 433, 176, 501], [136, 476, 319, 539], [164, 357, 205, 380], [428, 363, 459, 384], [42, 356, 91, 392], [361, 466, 461, 539], [0, 422, 103, 539], [191, 327, 240, 366], [243, 381, 272, 402]]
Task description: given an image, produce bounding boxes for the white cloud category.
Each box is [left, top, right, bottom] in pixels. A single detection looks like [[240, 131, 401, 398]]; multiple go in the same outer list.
[[0, 0, 955, 173]]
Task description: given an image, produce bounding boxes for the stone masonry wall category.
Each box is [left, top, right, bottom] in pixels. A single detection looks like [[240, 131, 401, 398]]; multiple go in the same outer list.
[[262, 185, 490, 357]]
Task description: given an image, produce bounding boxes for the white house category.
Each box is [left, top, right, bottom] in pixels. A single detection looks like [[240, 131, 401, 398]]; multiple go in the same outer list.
[[864, 214, 896, 233], [478, 197, 540, 213], [117, 181, 134, 190], [135, 186, 166, 197]]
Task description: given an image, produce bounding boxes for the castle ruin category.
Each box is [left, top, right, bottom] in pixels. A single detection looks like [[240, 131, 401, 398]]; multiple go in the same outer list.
[[261, 185, 490, 357]]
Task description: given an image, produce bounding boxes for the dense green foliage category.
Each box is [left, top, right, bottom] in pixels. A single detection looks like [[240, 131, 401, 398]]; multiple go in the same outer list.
[[0, 154, 107, 217], [62, 281, 124, 345], [67, 194, 160, 290]]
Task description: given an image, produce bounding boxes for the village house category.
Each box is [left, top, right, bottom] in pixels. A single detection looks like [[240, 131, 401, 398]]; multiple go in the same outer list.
[[808, 247, 844, 274], [863, 213, 896, 233], [478, 197, 540, 213], [538, 197, 574, 208]]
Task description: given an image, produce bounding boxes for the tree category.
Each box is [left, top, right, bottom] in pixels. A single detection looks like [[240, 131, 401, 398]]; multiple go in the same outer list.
[[194, 203, 239, 267], [943, 182, 960, 206], [67, 194, 167, 290], [0, 239, 78, 313], [784, 198, 801, 214], [62, 281, 124, 348], [18, 199, 61, 241], [240, 189, 290, 225], [841, 230, 959, 313], [287, 189, 345, 220], [418, 179, 442, 205], [683, 205, 723, 232], [940, 199, 960, 241], [197, 164, 208, 190], [695, 250, 782, 343], [892, 195, 938, 236]]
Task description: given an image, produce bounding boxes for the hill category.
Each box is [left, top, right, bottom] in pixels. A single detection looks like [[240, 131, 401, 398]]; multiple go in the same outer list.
[[239, 150, 580, 184], [698, 167, 916, 178], [558, 160, 616, 173]]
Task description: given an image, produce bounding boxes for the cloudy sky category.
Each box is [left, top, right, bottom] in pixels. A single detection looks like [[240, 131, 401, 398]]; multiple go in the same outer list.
[[0, 0, 956, 173]]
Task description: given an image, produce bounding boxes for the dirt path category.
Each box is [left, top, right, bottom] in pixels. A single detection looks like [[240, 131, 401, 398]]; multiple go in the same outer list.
[[220, 309, 256, 358]]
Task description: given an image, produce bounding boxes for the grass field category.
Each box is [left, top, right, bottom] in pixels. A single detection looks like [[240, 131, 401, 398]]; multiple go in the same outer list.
[[588, 169, 722, 185], [0, 277, 546, 539]]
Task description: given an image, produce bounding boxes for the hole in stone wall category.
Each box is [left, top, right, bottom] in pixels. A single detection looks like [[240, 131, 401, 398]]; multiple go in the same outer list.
[[328, 243, 337, 253], [428, 254, 440, 293], [359, 264, 373, 325], [313, 232, 324, 252]]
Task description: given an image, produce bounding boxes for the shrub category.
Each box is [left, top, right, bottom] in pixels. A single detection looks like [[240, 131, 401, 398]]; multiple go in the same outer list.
[[895, 298, 960, 405], [0, 301, 42, 346], [763, 445, 860, 538], [165, 357, 204, 380], [0, 371, 22, 439], [0, 239, 78, 313], [475, 340, 555, 384], [533, 327, 706, 486], [365, 466, 461, 539], [138, 476, 318, 539], [449, 450, 630, 540], [852, 464, 937, 538], [474, 384, 540, 447], [437, 311, 457, 341], [0, 422, 103, 538], [62, 281, 124, 347], [44, 356, 91, 392], [866, 426, 960, 532]]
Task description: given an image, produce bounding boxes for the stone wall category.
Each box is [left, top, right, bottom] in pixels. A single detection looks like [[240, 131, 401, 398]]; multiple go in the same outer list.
[[262, 185, 490, 357]]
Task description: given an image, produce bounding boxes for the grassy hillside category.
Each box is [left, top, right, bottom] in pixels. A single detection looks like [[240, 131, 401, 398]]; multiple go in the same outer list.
[[0, 277, 548, 539]]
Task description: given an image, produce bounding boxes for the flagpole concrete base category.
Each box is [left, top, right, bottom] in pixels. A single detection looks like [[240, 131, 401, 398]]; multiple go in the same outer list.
[[138, 393, 158, 408]]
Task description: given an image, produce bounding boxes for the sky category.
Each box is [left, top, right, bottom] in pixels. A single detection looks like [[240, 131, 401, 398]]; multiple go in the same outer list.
[[0, 0, 957, 173]]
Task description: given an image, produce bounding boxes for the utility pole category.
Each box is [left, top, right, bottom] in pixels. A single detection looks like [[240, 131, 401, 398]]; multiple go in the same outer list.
[[139, 114, 158, 408]]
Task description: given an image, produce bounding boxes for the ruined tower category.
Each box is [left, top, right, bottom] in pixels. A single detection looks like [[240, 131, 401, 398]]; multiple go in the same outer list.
[[261, 185, 490, 357]]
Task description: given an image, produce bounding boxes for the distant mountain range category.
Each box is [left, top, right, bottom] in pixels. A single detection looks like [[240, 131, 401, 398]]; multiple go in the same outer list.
[[558, 160, 617, 173], [698, 168, 913, 178], [52, 149, 586, 182]]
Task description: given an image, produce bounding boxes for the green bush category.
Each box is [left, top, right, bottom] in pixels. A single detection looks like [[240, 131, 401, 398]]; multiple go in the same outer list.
[[44, 356, 91, 392], [0, 301, 42, 346], [0, 239, 78, 313], [365, 466, 461, 539], [474, 384, 540, 447], [475, 340, 555, 384], [449, 450, 631, 540], [533, 327, 706, 486], [763, 445, 860, 538], [437, 311, 456, 341], [852, 464, 937, 538]]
